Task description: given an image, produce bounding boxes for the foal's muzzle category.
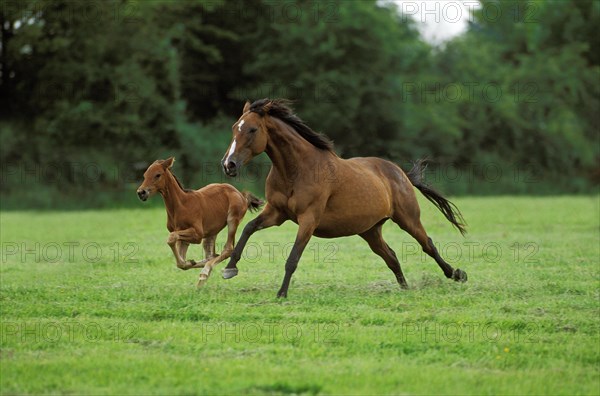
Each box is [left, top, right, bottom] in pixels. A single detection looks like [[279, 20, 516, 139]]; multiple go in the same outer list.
[[137, 189, 149, 201]]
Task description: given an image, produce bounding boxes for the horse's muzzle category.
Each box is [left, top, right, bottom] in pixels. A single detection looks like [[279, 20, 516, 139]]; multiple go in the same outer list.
[[222, 159, 238, 177]]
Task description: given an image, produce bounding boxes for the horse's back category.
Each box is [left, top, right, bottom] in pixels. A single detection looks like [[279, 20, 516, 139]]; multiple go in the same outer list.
[[347, 157, 421, 225], [336, 156, 412, 197]]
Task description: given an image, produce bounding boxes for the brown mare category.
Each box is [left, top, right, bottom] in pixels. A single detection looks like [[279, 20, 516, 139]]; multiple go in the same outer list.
[[137, 157, 263, 286], [221, 99, 468, 298]]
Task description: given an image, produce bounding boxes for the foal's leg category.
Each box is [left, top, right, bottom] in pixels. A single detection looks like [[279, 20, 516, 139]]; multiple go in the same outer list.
[[222, 204, 286, 279], [178, 242, 189, 261], [394, 217, 467, 282], [167, 228, 204, 270], [176, 238, 215, 268], [359, 223, 408, 289], [197, 217, 240, 287], [203, 236, 218, 262]]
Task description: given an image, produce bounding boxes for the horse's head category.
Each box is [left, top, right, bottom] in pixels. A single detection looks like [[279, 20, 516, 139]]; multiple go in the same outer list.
[[222, 101, 270, 177], [137, 157, 175, 201]]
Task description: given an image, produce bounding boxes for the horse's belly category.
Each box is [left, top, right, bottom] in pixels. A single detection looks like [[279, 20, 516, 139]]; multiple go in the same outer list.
[[311, 183, 391, 237], [313, 211, 387, 238]]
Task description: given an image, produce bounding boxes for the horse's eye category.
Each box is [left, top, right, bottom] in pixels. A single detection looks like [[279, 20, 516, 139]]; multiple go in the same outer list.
[[154, 174, 161, 179], [248, 127, 257, 134]]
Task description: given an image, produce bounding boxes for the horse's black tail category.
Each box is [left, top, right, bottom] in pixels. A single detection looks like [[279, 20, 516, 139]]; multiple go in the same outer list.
[[406, 159, 467, 236], [243, 192, 265, 213]]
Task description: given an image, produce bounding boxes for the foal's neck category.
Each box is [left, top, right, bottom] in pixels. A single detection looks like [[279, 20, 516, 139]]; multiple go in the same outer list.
[[160, 170, 188, 217]]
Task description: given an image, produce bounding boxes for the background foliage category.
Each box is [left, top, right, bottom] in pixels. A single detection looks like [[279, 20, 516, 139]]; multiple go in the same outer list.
[[1, 0, 598, 208]]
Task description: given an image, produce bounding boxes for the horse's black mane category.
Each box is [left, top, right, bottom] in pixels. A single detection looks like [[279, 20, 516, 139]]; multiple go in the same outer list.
[[249, 98, 334, 151]]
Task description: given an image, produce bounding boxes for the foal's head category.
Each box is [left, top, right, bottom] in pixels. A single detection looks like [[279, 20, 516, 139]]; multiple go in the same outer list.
[[222, 101, 269, 177], [137, 157, 175, 201]]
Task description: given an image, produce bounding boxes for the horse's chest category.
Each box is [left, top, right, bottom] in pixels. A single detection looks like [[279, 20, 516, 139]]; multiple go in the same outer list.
[[267, 189, 299, 221], [283, 197, 300, 222]]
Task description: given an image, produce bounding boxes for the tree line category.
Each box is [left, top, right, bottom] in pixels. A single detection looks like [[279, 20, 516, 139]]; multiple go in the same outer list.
[[0, 0, 598, 208]]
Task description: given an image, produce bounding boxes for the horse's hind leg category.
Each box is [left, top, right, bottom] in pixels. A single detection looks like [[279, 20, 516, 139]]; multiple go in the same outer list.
[[360, 223, 408, 289], [393, 215, 467, 282]]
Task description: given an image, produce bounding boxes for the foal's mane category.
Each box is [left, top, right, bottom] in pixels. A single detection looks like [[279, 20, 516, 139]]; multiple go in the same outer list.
[[167, 168, 193, 193], [249, 98, 334, 151]]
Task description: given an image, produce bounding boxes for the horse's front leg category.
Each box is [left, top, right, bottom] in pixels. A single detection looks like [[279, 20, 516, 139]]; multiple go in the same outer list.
[[277, 211, 319, 298], [222, 204, 286, 279], [167, 228, 202, 270]]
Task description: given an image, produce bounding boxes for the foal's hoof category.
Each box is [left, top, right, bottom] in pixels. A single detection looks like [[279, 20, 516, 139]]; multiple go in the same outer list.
[[452, 268, 468, 282], [187, 259, 198, 267], [222, 268, 238, 279], [195, 259, 210, 267], [196, 274, 208, 288]]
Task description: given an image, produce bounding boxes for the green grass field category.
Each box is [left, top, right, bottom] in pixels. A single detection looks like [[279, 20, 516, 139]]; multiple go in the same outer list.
[[1, 196, 599, 394]]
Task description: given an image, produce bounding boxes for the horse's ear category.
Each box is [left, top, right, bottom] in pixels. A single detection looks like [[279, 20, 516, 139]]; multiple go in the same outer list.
[[161, 157, 175, 170], [243, 101, 251, 113], [261, 100, 273, 114]]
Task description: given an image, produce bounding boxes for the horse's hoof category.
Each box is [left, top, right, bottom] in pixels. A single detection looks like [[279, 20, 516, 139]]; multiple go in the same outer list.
[[452, 268, 468, 282], [276, 290, 287, 298], [222, 268, 238, 279]]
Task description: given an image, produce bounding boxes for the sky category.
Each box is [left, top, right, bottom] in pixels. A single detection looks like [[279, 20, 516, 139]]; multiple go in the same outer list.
[[389, 0, 481, 44]]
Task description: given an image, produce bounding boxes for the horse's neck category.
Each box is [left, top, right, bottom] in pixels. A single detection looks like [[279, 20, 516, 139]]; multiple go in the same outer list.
[[160, 171, 187, 219], [265, 119, 329, 181]]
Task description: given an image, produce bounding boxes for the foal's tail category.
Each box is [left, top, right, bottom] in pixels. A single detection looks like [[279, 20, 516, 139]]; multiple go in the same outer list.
[[406, 159, 467, 236], [242, 192, 265, 213]]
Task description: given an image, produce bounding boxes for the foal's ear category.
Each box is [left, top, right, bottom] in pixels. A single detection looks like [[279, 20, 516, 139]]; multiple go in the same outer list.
[[243, 101, 251, 113], [161, 157, 175, 170]]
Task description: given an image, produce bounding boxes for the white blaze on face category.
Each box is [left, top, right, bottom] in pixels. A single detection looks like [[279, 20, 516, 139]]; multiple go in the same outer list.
[[225, 138, 237, 165], [227, 116, 246, 166]]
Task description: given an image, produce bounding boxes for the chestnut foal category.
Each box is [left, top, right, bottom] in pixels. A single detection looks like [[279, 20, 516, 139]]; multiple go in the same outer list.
[[137, 157, 263, 286]]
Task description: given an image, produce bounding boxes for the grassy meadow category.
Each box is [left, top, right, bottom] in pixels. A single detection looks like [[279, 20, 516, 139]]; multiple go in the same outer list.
[[1, 196, 599, 394]]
